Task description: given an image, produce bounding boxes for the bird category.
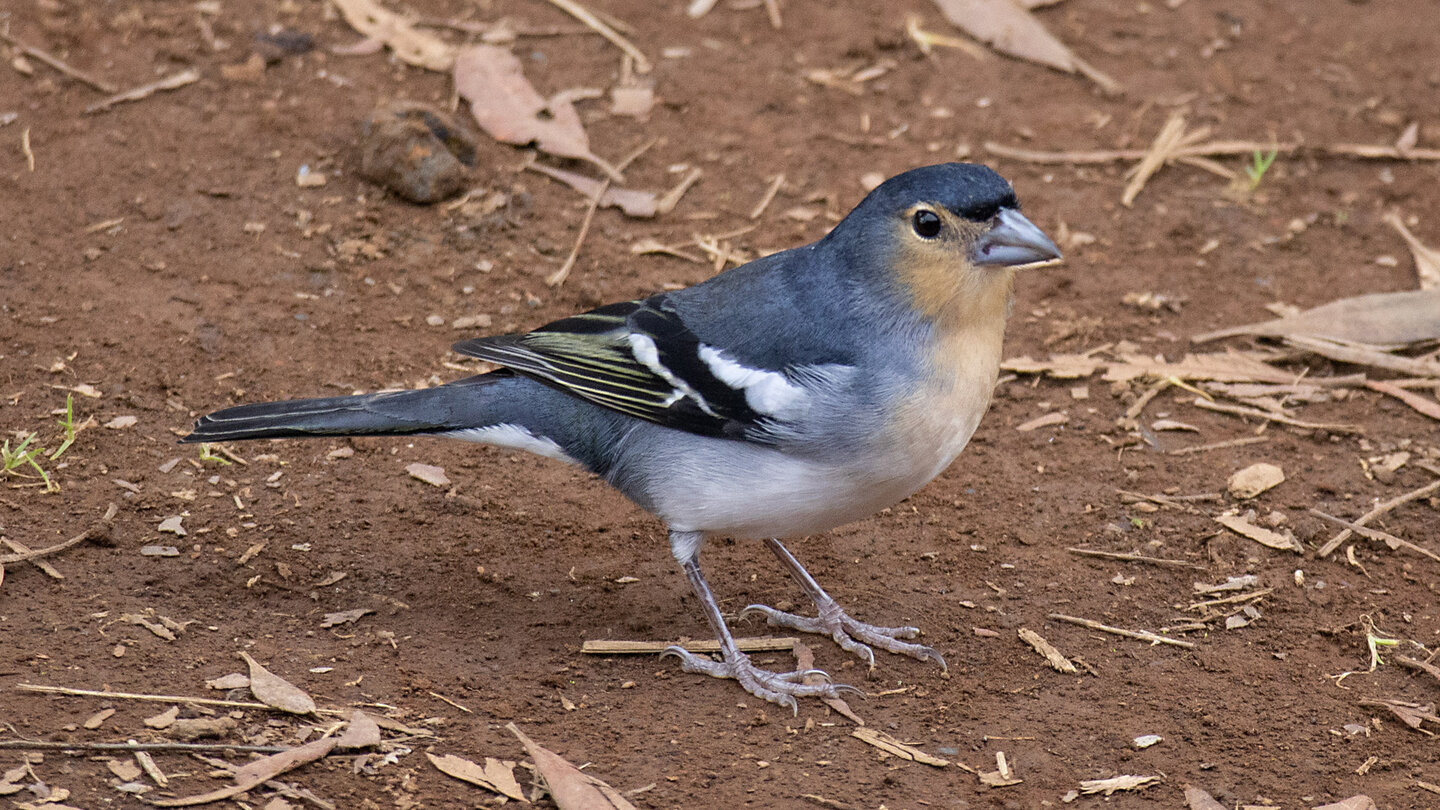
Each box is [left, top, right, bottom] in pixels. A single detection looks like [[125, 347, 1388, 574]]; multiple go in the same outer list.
[[183, 162, 1061, 711]]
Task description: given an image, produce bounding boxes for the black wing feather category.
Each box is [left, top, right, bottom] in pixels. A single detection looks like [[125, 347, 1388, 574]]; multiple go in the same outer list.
[[454, 297, 767, 440]]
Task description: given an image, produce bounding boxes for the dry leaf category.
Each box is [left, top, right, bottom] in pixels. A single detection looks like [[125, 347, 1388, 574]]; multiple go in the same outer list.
[[1364, 380, 1440, 420], [83, 707, 115, 729], [336, 709, 382, 749], [1192, 289, 1440, 346], [851, 727, 949, 767], [321, 607, 375, 627], [525, 162, 658, 218], [328, 0, 456, 71], [1215, 512, 1303, 553], [794, 641, 863, 724], [406, 462, 451, 487], [122, 612, 177, 641], [455, 45, 620, 180], [149, 736, 337, 807], [1184, 786, 1227, 810], [104, 415, 138, 429], [143, 705, 179, 729], [107, 759, 142, 782], [205, 673, 250, 690], [1017, 627, 1077, 673], [1016, 412, 1067, 432], [1079, 774, 1160, 794], [507, 722, 638, 810], [1001, 354, 1102, 378], [170, 716, 238, 740], [1384, 211, 1440, 290], [930, 0, 1119, 92], [1104, 351, 1299, 384], [1227, 463, 1285, 499], [157, 515, 186, 536], [240, 651, 317, 714], [426, 752, 528, 802]]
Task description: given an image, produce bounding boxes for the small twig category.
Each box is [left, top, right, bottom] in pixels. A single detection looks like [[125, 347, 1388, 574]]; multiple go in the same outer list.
[[749, 173, 785, 220], [84, 67, 202, 114], [1, 538, 63, 579], [545, 138, 655, 287], [762, 0, 783, 28], [0, 30, 117, 93], [1187, 588, 1274, 611], [1316, 478, 1440, 558], [1065, 547, 1207, 569], [581, 637, 798, 654], [541, 0, 651, 73], [1168, 435, 1269, 456], [17, 683, 346, 716], [20, 127, 35, 172], [0, 739, 289, 754], [1018, 628, 1078, 673], [1396, 655, 1440, 684], [1310, 508, 1440, 563], [0, 503, 115, 565], [1190, 396, 1359, 433], [1047, 613, 1195, 649]]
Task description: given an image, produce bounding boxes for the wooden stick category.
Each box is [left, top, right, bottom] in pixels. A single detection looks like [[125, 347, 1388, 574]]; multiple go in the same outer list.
[[1046, 613, 1195, 649], [1310, 507, 1440, 563], [749, 173, 786, 220], [1190, 397, 1359, 433], [541, 0, 650, 73], [0, 30, 117, 93], [1168, 435, 1269, 455], [581, 637, 798, 654], [1187, 588, 1273, 611], [84, 67, 201, 115], [0, 503, 116, 565], [16, 683, 345, 716], [1315, 478, 1440, 558], [0, 739, 289, 754], [1065, 547, 1207, 569]]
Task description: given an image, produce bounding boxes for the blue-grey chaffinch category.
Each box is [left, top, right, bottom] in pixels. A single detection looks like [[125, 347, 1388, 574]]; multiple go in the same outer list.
[[184, 162, 1061, 710]]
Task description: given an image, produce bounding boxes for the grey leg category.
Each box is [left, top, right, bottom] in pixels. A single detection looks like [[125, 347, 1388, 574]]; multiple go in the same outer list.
[[741, 537, 946, 671], [660, 531, 860, 713]]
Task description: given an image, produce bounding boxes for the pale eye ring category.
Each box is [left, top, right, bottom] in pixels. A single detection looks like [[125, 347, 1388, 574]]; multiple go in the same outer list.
[[912, 209, 942, 238]]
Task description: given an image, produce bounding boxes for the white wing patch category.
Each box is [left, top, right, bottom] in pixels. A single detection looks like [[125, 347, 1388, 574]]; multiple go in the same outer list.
[[697, 344, 809, 418], [626, 333, 718, 415], [447, 424, 576, 464]]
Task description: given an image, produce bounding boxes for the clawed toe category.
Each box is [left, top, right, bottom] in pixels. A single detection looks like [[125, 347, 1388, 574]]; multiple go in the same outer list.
[[742, 602, 945, 670], [661, 645, 857, 712]]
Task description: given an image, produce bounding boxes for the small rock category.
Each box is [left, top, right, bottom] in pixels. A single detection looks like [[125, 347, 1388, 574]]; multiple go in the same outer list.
[[158, 515, 187, 536], [104, 415, 138, 429], [406, 462, 450, 487], [1132, 734, 1162, 749], [1227, 462, 1284, 499], [359, 101, 476, 204]]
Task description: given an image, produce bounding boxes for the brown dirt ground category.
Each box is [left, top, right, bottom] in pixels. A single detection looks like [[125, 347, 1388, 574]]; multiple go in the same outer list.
[[4, 0, 1440, 807]]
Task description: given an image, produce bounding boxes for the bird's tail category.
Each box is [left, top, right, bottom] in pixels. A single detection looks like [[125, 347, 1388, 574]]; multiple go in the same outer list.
[[181, 375, 503, 444]]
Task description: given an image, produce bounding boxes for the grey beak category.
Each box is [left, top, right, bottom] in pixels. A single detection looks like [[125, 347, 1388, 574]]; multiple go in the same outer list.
[[971, 208, 1062, 268]]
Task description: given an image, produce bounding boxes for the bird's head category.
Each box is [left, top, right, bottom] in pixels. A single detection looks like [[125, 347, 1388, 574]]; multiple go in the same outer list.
[[829, 163, 1061, 322]]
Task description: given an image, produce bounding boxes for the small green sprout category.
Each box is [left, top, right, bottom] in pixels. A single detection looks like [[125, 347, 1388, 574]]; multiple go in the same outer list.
[[198, 443, 233, 465], [1245, 148, 1278, 190], [2, 432, 57, 492], [1367, 631, 1399, 671], [50, 393, 78, 461]]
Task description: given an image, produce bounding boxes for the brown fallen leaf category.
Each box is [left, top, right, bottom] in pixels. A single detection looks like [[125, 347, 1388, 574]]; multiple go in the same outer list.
[[1104, 351, 1301, 384], [1001, 354, 1103, 378], [1192, 289, 1440, 346], [82, 707, 115, 730], [329, 0, 456, 71], [205, 672, 250, 690], [1079, 774, 1160, 795], [426, 752, 528, 802], [336, 709, 382, 749], [1384, 211, 1440, 290], [1364, 380, 1440, 420], [930, 0, 1119, 92], [1183, 786, 1227, 810], [794, 641, 862, 725], [148, 736, 337, 807], [1017, 627, 1077, 673], [1215, 512, 1303, 553], [144, 705, 180, 729], [507, 722, 638, 810], [851, 727, 949, 767], [321, 607, 375, 627], [525, 162, 658, 218], [170, 715, 238, 740], [455, 44, 621, 180], [1226, 463, 1284, 499], [240, 652, 317, 714]]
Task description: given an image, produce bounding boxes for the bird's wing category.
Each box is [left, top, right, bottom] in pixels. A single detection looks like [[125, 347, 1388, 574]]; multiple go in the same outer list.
[[453, 296, 847, 443]]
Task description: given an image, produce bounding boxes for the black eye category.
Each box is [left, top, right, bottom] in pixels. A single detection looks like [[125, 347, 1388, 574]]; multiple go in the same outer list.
[[912, 209, 942, 238]]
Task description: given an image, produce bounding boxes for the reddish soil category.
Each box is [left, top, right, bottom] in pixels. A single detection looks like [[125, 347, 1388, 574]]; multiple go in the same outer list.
[[3, 0, 1439, 807]]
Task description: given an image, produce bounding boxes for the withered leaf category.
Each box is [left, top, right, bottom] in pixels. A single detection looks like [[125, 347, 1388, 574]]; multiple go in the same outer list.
[[321, 607, 375, 628], [336, 709, 382, 749], [1192, 289, 1440, 347], [507, 722, 637, 810], [329, 0, 456, 71], [455, 45, 621, 180], [426, 752, 528, 802], [240, 651, 317, 714], [930, 0, 1119, 92], [147, 736, 336, 807]]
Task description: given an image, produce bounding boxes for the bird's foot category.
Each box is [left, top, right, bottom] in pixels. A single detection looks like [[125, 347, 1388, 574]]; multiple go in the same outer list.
[[740, 603, 946, 671], [661, 646, 861, 713]]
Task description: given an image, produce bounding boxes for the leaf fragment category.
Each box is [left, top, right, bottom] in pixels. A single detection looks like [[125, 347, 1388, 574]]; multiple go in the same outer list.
[[426, 752, 528, 802], [507, 722, 638, 809], [930, 0, 1119, 92], [240, 651, 317, 714]]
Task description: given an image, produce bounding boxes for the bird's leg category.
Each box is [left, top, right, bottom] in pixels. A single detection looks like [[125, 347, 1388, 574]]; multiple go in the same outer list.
[[741, 538, 947, 671], [661, 532, 860, 713]]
